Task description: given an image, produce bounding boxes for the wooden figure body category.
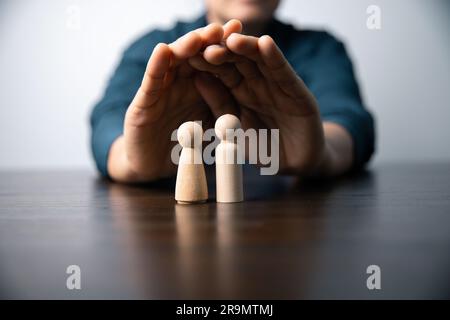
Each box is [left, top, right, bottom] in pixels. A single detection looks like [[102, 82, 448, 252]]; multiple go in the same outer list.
[[175, 121, 208, 204], [215, 114, 244, 203]]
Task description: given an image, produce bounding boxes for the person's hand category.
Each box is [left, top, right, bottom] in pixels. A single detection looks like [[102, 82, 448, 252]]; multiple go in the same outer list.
[[189, 33, 353, 175], [108, 20, 243, 182]]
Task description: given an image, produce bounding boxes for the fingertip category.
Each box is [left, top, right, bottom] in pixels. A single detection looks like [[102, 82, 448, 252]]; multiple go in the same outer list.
[[260, 34, 274, 42], [226, 33, 240, 49], [206, 22, 223, 34], [258, 35, 284, 65], [154, 42, 164, 50], [148, 43, 171, 70], [227, 32, 240, 42], [230, 19, 243, 31], [170, 31, 203, 58], [203, 44, 229, 65], [189, 31, 203, 50], [202, 22, 224, 45], [154, 42, 171, 55], [258, 35, 275, 50], [223, 19, 243, 37], [227, 33, 255, 55]]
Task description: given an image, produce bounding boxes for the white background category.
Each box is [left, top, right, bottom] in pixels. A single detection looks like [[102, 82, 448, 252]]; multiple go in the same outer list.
[[0, 0, 449, 170]]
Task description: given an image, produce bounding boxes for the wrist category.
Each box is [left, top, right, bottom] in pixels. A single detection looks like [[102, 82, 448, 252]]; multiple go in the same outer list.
[[107, 136, 142, 183], [297, 122, 354, 178], [311, 142, 338, 177], [316, 122, 354, 176]]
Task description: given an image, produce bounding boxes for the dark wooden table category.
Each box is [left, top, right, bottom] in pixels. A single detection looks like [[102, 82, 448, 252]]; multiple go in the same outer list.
[[0, 163, 449, 299]]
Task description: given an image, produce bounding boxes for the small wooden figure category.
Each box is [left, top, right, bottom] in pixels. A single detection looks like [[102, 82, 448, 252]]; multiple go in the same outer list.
[[175, 121, 208, 204]]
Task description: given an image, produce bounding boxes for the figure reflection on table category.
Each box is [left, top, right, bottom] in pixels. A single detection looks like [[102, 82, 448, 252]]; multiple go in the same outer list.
[[102, 167, 355, 299]]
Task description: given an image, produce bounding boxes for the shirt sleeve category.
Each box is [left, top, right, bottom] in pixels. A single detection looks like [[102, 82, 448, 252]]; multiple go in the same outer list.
[[297, 32, 376, 168], [89, 38, 155, 178]]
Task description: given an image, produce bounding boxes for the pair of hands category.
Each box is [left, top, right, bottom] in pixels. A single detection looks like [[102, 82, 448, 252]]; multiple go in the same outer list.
[[108, 20, 350, 182]]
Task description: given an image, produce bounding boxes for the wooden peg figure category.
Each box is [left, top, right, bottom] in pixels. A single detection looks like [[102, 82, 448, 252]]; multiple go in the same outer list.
[[215, 114, 244, 203], [175, 121, 208, 204]]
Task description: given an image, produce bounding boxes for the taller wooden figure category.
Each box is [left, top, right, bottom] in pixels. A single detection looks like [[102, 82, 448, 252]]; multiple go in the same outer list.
[[215, 114, 244, 203]]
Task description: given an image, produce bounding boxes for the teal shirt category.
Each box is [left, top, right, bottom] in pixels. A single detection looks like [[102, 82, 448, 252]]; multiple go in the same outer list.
[[90, 15, 375, 177]]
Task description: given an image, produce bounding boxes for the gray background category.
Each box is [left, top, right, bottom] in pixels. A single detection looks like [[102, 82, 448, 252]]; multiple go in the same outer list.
[[0, 0, 449, 170]]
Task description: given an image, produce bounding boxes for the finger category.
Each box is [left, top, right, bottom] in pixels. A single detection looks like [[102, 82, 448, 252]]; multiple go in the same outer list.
[[191, 22, 224, 47], [234, 58, 277, 116], [192, 51, 275, 116], [222, 19, 243, 39], [136, 43, 171, 107], [203, 44, 233, 65], [189, 55, 253, 111], [169, 23, 224, 68], [194, 72, 239, 118], [198, 22, 224, 47], [177, 61, 196, 78], [202, 20, 243, 65], [258, 35, 305, 95], [213, 53, 277, 117], [234, 57, 263, 82], [226, 33, 262, 63], [240, 106, 265, 131], [168, 31, 202, 61], [188, 55, 242, 89]]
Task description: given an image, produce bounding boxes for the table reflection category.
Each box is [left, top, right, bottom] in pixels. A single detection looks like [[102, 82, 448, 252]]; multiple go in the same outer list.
[[102, 168, 367, 298]]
